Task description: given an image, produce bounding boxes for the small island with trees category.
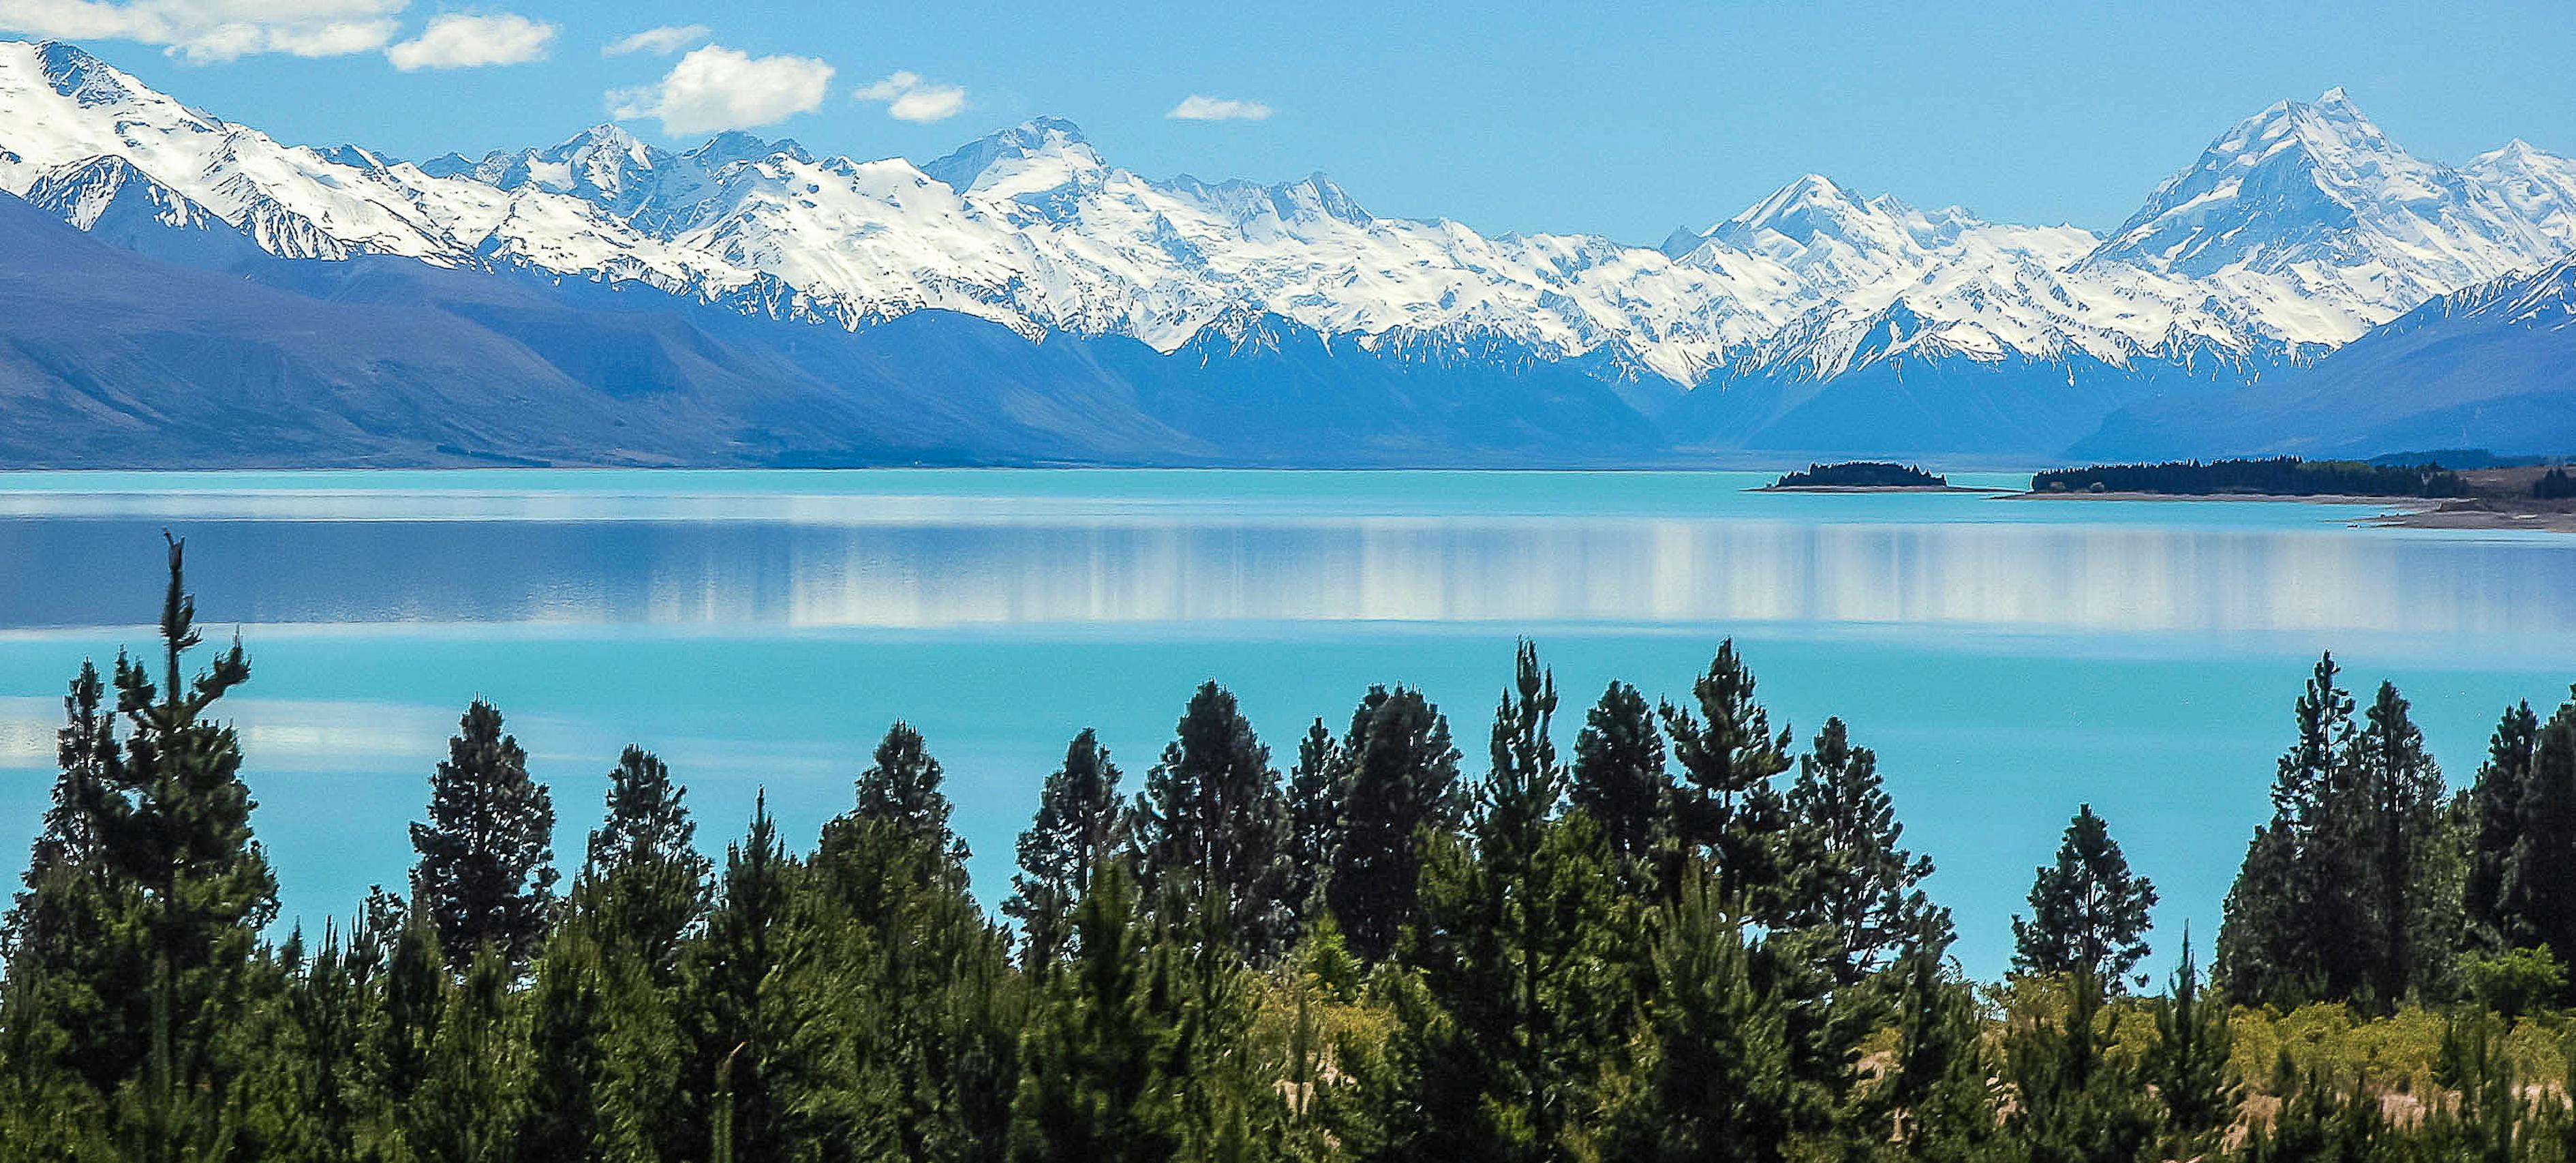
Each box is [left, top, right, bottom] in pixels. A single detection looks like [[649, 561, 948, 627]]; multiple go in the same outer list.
[[1762, 461, 1956, 491]]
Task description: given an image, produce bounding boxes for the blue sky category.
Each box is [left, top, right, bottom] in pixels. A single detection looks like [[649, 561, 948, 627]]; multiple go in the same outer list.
[[9, 0, 2571, 241]]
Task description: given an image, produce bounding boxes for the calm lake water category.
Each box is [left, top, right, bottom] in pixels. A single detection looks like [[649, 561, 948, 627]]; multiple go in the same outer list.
[[3, 469, 2571, 976]]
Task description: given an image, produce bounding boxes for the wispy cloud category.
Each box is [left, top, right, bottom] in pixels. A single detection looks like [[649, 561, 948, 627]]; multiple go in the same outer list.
[[609, 44, 834, 137], [1168, 93, 1273, 122], [601, 23, 709, 58], [385, 11, 555, 71], [0, 0, 407, 63], [853, 70, 968, 123]]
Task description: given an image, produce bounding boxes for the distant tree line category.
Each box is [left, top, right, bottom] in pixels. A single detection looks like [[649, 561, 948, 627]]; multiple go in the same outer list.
[[7, 542, 2576, 1162], [2033, 457, 2468, 498], [1770, 462, 1949, 489], [2536, 467, 2576, 500]]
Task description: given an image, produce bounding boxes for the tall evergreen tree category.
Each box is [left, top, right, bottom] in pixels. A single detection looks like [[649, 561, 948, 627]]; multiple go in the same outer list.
[[0, 659, 150, 1117], [1398, 641, 1637, 1162], [1323, 685, 1461, 961], [1606, 870, 1804, 1163], [1569, 680, 1669, 874], [2494, 691, 2576, 975], [1775, 716, 1937, 986], [410, 698, 557, 968], [2352, 680, 2455, 1003], [2220, 654, 2356, 1004], [2466, 700, 2539, 949], [690, 792, 894, 1163], [811, 723, 1020, 1163], [99, 534, 280, 1163], [579, 745, 712, 974], [1659, 640, 1794, 913], [1131, 682, 1293, 960], [1281, 717, 1345, 945], [1006, 865, 1180, 1163], [1007, 728, 1126, 966], [2012, 804, 2158, 990]]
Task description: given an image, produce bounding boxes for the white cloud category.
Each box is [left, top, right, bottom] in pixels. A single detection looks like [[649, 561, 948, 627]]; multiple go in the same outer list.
[[0, 0, 407, 63], [853, 70, 966, 123], [601, 23, 709, 57], [1167, 93, 1274, 121], [385, 11, 555, 71], [608, 44, 834, 137]]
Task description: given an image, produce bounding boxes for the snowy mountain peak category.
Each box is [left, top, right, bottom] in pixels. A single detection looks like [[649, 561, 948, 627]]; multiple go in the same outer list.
[[920, 117, 1098, 194], [2082, 85, 2555, 339]]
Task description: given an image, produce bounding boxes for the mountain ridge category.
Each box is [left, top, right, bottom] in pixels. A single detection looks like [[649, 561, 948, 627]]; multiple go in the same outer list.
[[1, 37, 2573, 466]]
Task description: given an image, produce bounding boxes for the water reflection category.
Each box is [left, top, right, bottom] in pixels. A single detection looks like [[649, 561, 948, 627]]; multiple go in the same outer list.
[[3, 511, 2569, 637]]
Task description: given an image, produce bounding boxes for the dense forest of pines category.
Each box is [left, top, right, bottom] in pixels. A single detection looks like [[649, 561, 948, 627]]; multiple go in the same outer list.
[[7, 541, 2576, 1162], [2031, 459, 2467, 498]]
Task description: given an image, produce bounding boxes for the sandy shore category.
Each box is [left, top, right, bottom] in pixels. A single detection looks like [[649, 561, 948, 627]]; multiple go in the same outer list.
[[2001, 489, 2576, 532]]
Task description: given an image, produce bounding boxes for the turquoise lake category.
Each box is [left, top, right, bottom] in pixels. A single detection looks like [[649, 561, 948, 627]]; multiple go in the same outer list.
[[3, 469, 2571, 977]]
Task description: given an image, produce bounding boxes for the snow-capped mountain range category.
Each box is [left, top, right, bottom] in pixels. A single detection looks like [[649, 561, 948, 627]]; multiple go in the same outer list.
[[0, 37, 2571, 467]]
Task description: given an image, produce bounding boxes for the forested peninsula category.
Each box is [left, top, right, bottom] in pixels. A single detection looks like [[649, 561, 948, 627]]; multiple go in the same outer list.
[[7, 542, 2576, 1162]]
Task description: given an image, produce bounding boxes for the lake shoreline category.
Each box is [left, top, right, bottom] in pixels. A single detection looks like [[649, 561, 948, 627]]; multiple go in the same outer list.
[[2001, 489, 2576, 532]]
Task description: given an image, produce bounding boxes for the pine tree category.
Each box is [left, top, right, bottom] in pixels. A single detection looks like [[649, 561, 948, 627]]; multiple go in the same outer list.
[[1323, 685, 1461, 961], [1006, 864, 1180, 1163], [1775, 716, 1937, 986], [2012, 804, 2158, 990], [1659, 640, 1794, 913], [100, 534, 280, 1163], [812, 723, 1020, 1163], [2495, 692, 2576, 976], [1606, 870, 1803, 1163], [1131, 682, 1293, 960], [408, 943, 530, 1163], [2352, 680, 2455, 1004], [2219, 653, 2357, 1005], [1007, 728, 1126, 966], [2466, 700, 2539, 949], [0, 659, 151, 1113], [690, 792, 894, 1163], [410, 698, 558, 968], [579, 745, 712, 976], [1281, 717, 1345, 946], [1569, 679, 1669, 873], [2148, 933, 2239, 1158], [1399, 641, 1637, 1162]]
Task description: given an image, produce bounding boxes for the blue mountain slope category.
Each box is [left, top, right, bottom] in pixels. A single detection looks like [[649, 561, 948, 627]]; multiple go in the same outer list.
[[2074, 259, 2576, 460], [0, 192, 1673, 468]]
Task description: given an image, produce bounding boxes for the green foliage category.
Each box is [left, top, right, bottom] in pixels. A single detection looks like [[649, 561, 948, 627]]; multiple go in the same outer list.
[[1776, 716, 1937, 986], [22, 547, 2576, 1162], [2149, 934, 2240, 1156], [2034, 456, 2467, 498], [1008, 729, 1126, 967], [1132, 682, 1294, 961], [1658, 639, 1794, 915], [2012, 804, 2159, 990], [1568, 680, 1669, 875], [410, 698, 557, 969], [1772, 461, 1947, 488], [1323, 686, 1461, 962], [2459, 947, 2570, 1020]]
